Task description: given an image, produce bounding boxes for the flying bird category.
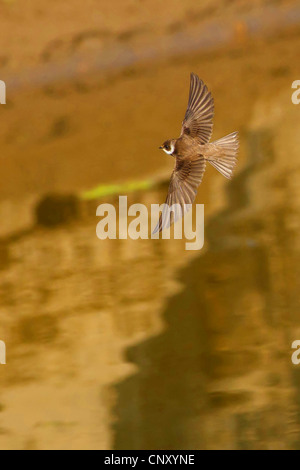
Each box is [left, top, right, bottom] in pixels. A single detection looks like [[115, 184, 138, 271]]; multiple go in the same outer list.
[[153, 73, 239, 234]]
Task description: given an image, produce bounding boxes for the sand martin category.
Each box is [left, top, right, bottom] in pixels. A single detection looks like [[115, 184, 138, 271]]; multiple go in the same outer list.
[[154, 73, 239, 233]]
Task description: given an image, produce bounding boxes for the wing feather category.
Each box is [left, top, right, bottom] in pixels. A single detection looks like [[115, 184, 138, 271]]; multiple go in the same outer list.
[[180, 73, 214, 144], [153, 157, 206, 234]]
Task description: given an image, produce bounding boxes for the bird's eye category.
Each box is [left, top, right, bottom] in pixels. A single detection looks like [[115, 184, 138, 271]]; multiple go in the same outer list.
[[166, 146, 170, 151]]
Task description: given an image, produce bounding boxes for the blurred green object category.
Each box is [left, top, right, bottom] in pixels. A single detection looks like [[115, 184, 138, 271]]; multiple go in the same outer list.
[[80, 178, 154, 200]]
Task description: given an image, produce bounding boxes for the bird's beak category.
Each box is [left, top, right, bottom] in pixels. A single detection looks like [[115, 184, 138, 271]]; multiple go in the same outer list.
[[159, 146, 163, 150]]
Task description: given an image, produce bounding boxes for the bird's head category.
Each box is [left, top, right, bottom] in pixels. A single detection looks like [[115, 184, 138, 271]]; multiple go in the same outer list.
[[159, 140, 175, 156]]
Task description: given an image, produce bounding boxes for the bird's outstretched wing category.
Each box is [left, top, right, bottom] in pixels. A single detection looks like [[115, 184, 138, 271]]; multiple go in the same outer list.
[[153, 156, 206, 234], [180, 73, 214, 144]]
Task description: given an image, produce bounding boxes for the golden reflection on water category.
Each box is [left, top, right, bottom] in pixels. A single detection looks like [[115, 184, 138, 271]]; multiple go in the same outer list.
[[1, 32, 300, 449]]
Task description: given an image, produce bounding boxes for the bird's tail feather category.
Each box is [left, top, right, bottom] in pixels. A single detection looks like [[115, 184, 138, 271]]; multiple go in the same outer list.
[[207, 132, 239, 179]]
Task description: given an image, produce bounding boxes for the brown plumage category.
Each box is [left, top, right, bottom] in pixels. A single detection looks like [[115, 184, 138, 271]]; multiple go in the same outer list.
[[154, 73, 239, 234]]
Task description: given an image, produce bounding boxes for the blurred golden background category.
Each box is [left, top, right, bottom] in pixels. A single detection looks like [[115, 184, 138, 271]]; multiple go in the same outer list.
[[0, 0, 300, 450]]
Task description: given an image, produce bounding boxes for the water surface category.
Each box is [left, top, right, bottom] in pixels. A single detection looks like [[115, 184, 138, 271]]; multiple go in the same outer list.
[[0, 30, 300, 449]]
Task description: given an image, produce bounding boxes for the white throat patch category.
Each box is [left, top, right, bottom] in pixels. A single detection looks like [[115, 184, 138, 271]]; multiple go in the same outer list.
[[163, 143, 175, 155]]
